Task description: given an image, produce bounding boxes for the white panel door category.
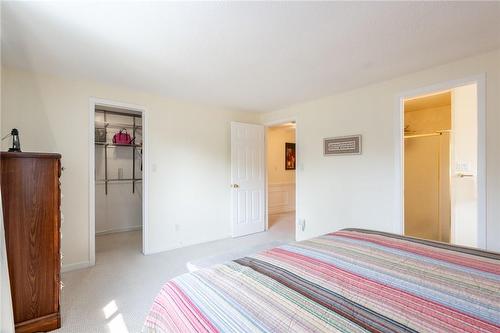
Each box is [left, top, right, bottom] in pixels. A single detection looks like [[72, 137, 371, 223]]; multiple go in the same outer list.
[[231, 122, 265, 237]]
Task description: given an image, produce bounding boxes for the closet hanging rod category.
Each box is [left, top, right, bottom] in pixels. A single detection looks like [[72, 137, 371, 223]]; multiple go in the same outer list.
[[404, 130, 451, 139], [95, 109, 142, 118], [96, 178, 142, 183], [95, 143, 142, 148], [95, 121, 142, 130]]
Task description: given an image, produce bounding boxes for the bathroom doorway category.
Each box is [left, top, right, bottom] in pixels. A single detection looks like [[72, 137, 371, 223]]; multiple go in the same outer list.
[[266, 121, 296, 240]]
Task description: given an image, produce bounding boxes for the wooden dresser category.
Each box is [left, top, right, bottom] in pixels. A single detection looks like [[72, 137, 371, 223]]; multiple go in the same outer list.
[[1, 152, 62, 332]]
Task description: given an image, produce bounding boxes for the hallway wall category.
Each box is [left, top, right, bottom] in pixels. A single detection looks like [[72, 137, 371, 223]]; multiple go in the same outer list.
[[267, 125, 296, 214]]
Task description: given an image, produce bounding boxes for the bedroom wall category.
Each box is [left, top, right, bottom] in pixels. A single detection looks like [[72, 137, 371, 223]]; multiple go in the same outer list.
[[260, 49, 500, 252], [0, 68, 258, 270], [0, 191, 14, 333], [0, 3, 16, 327]]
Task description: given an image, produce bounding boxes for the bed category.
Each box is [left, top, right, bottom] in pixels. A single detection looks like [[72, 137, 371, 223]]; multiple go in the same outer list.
[[143, 229, 500, 332]]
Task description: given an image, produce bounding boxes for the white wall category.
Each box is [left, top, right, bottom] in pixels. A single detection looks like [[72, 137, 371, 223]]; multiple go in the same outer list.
[[0, 192, 14, 333], [267, 125, 296, 214], [0, 1, 15, 327], [1, 68, 258, 270], [260, 49, 500, 252], [452, 84, 478, 247]]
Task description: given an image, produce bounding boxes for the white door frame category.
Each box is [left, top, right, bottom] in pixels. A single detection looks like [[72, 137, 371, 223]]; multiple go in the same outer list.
[[263, 117, 298, 241], [88, 98, 150, 266], [394, 74, 486, 249]]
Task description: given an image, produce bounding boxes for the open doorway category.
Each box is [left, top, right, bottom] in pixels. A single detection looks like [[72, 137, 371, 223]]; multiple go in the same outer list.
[[90, 101, 147, 265], [266, 122, 296, 240], [403, 83, 480, 247]]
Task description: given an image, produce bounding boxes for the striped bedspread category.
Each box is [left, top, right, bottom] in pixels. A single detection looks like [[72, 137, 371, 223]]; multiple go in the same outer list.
[[143, 229, 500, 332]]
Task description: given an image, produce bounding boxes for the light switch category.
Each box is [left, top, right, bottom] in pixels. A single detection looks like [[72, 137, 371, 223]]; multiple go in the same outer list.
[[456, 162, 471, 172], [298, 219, 306, 231]]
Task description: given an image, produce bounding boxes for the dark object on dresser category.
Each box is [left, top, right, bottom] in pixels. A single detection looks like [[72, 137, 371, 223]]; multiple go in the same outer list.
[[0, 128, 22, 152], [9, 128, 22, 152], [1, 152, 62, 333]]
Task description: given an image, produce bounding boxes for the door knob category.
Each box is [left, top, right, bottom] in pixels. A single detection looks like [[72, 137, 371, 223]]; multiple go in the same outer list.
[[231, 184, 239, 188]]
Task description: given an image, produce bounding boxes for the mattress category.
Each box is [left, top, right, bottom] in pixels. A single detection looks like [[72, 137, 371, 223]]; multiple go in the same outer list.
[[143, 229, 500, 332]]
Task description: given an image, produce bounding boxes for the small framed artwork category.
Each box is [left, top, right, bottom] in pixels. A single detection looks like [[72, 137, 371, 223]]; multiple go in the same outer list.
[[324, 135, 362, 156], [285, 142, 296, 170]]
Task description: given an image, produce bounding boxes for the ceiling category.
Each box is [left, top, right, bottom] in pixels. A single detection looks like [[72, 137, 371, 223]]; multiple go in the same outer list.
[[405, 91, 451, 113], [2, 2, 500, 112]]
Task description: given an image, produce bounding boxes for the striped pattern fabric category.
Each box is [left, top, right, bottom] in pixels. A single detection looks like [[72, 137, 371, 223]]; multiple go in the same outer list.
[[143, 229, 500, 333]]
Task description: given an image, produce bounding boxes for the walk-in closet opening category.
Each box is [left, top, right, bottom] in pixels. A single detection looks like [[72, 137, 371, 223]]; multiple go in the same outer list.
[[403, 83, 479, 247], [94, 105, 143, 256], [404, 91, 452, 243]]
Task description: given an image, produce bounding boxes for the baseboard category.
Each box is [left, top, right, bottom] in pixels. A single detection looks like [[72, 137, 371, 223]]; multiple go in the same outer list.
[[96, 225, 142, 236], [15, 312, 60, 333], [62, 260, 91, 273]]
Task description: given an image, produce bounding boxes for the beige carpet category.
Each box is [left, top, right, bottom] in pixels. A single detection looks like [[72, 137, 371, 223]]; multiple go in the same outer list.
[[187, 240, 286, 271], [55, 212, 295, 333]]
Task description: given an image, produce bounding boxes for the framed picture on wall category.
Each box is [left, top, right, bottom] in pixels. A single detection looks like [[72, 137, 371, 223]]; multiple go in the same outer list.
[[323, 135, 362, 156], [285, 142, 296, 170]]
